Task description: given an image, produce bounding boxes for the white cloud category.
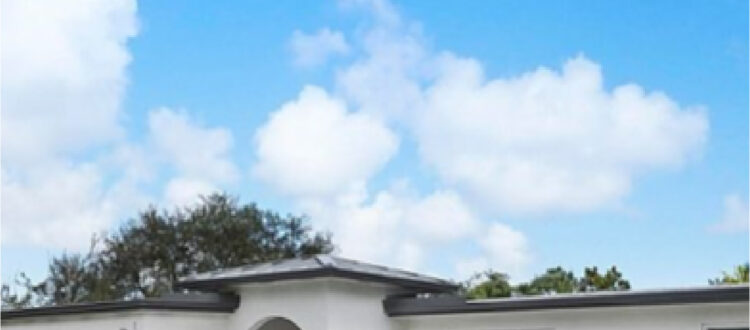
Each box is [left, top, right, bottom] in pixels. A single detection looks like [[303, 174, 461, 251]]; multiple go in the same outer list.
[[163, 178, 218, 209], [335, 15, 427, 121], [335, 0, 708, 214], [300, 183, 484, 272], [1, 0, 137, 165], [295, 181, 530, 277], [1, 143, 155, 250], [1, 0, 142, 250], [1, 161, 147, 249], [710, 194, 749, 233], [255, 0, 707, 279], [1, 0, 241, 249], [454, 223, 530, 281], [417, 54, 708, 213], [338, 0, 400, 26], [146, 107, 239, 206], [148, 108, 238, 184], [454, 257, 492, 282], [480, 223, 531, 274], [403, 190, 480, 242], [289, 28, 349, 68], [254, 85, 398, 197], [2, 105, 241, 249]]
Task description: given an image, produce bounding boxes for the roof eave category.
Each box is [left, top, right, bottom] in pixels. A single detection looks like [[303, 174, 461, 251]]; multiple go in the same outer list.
[[383, 285, 750, 316], [1, 294, 240, 321], [175, 268, 458, 294]]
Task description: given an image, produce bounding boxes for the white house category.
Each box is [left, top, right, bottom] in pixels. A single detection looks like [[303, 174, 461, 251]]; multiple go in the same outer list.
[[2, 255, 748, 330]]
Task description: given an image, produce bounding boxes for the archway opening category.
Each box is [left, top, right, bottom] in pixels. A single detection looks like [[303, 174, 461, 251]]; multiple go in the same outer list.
[[252, 317, 301, 330]]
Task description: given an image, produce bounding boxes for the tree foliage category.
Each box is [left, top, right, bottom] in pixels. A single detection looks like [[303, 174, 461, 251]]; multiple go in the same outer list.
[[578, 266, 630, 292], [1, 274, 34, 309], [463, 265, 631, 299], [2, 194, 333, 309], [461, 271, 512, 299], [709, 263, 749, 285], [515, 266, 578, 295]]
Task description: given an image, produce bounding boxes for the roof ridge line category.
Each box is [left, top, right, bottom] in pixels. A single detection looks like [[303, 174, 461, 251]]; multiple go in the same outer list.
[[314, 254, 338, 269]]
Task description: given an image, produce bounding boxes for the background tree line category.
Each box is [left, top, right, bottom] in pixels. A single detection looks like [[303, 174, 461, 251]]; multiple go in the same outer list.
[[461, 263, 749, 300], [2, 193, 747, 309], [460, 266, 631, 299]]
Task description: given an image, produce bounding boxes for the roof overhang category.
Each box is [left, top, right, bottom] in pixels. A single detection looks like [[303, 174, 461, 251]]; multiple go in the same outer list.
[[1, 293, 239, 321], [175, 255, 458, 294], [175, 267, 458, 293], [383, 284, 750, 316]]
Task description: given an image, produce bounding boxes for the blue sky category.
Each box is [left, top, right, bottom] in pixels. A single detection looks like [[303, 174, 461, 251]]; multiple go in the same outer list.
[[2, 0, 748, 289]]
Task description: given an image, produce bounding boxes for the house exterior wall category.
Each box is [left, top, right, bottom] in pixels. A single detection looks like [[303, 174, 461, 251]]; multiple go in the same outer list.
[[226, 278, 403, 330], [324, 280, 406, 330], [1, 310, 229, 330], [2, 281, 747, 330], [396, 301, 750, 330], [139, 311, 229, 330], [1, 312, 143, 330]]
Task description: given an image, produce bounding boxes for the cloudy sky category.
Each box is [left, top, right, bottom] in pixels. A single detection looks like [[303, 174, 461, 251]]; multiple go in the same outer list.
[[2, 0, 748, 288]]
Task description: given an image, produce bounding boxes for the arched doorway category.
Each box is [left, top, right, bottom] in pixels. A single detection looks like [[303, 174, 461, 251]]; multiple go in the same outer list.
[[251, 317, 301, 330]]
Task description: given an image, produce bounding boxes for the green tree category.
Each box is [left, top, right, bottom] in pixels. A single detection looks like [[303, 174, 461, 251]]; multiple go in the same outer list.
[[2, 238, 115, 308], [709, 263, 749, 285], [100, 194, 333, 299], [578, 266, 631, 292], [1, 274, 33, 309], [516, 266, 578, 295], [462, 265, 631, 299], [33, 251, 109, 305], [463, 270, 513, 299], [2, 193, 333, 308]]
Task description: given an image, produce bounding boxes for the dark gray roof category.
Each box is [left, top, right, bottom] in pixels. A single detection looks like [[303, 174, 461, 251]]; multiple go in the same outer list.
[[176, 255, 457, 293], [1, 292, 239, 321], [384, 284, 750, 316]]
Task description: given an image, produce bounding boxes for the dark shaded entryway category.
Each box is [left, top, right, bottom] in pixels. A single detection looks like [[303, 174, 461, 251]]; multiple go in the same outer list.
[[252, 317, 301, 330]]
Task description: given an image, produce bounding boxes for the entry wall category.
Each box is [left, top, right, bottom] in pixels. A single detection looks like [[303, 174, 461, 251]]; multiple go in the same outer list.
[[325, 280, 405, 330], [397, 301, 749, 330], [226, 278, 404, 330]]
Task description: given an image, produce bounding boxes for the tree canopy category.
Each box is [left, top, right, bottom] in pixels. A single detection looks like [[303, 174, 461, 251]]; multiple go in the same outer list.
[[578, 266, 631, 292], [460, 271, 513, 299], [709, 263, 749, 285], [463, 265, 631, 299], [2, 194, 333, 309], [515, 266, 578, 295]]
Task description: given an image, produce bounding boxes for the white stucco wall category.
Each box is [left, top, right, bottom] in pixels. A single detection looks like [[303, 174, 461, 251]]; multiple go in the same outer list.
[[1, 312, 142, 330], [396, 301, 749, 330], [1, 310, 229, 330], [324, 280, 406, 330], [139, 311, 229, 330], [226, 278, 404, 330]]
